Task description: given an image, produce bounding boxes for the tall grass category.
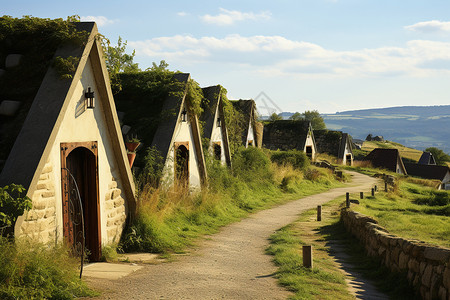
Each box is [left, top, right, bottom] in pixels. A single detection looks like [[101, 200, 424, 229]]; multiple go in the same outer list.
[[120, 147, 342, 254], [0, 237, 95, 299]]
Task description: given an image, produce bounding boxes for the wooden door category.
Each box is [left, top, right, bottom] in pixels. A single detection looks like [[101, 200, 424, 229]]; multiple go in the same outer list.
[[61, 142, 101, 261]]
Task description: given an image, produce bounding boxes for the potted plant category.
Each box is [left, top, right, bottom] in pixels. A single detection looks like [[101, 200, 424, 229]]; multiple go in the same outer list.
[[125, 136, 140, 153], [125, 136, 140, 167]]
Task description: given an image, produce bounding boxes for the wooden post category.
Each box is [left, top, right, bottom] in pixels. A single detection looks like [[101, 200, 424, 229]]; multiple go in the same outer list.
[[360, 192, 364, 199], [346, 192, 350, 208], [374, 185, 377, 192], [371, 188, 375, 196], [385, 181, 388, 192], [303, 245, 313, 268], [317, 205, 322, 221]]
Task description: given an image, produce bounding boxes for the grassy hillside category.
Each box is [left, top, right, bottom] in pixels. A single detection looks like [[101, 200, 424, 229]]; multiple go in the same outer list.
[[322, 105, 450, 154], [361, 140, 423, 162]]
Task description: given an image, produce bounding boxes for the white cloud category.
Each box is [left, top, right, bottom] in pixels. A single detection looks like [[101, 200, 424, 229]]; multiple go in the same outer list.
[[80, 16, 115, 26], [405, 20, 450, 33], [129, 34, 450, 78], [200, 8, 271, 26], [177, 12, 188, 17]]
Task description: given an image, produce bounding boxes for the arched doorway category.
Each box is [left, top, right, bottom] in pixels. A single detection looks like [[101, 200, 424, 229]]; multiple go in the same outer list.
[[213, 143, 221, 161], [61, 142, 100, 261], [346, 154, 352, 166], [175, 142, 189, 187]]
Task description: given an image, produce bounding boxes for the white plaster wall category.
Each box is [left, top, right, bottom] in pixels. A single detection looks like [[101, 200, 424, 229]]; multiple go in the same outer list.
[[442, 172, 450, 189], [45, 57, 127, 246], [210, 106, 226, 164], [163, 103, 201, 188], [304, 131, 316, 159], [342, 141, 352, 165], [246, 120, 255, 147]]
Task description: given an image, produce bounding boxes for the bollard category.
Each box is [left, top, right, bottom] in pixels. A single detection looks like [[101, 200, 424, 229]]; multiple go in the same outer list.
[[371, 188, 375, 197], [385, 181, 388, 192], [374, 185, 377, 192], [303, 245, 313, 268], [317, 205, 322, 221], [360, 192, 364, 199], [346, 192, 350, 208]]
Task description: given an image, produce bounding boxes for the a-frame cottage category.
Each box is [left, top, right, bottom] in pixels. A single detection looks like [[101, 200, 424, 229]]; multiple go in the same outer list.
[[314, 130, 353, 165], [0, 21, 135, 261], [201, 85, 231, 167], [364, 148, 407, 175], [230, 99, 263, 148], [405, 163, 450, 190], [263, 120, 317, 161], [115, 72, 207, 189]]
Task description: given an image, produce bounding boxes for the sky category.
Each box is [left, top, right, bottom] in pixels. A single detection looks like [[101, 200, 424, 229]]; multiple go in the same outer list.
[[3, 0, 450, 114]]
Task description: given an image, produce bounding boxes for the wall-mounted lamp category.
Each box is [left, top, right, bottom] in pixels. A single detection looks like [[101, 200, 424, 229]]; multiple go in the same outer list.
[[181, 109, 187, 122], [217, 117, 221, 127], [85, 87, 95, 109]]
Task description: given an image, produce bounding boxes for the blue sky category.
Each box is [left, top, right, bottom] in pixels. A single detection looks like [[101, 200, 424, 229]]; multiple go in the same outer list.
[[4, 0, 450, 114]]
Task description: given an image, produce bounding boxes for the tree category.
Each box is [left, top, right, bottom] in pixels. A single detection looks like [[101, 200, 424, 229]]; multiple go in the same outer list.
[[269, 112, 283, 121], [102, 36, 140, 93], [289, 112, 302, 120], [103, 36, 140, 74], [425, 147, 450, 166], [302, 110, 326, 130]]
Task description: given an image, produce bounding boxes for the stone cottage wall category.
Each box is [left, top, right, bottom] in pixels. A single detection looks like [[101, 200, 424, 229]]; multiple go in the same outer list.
[[104, 177, 126, 244], [341, 209, 450, 300], [20, 161, 57, 244]]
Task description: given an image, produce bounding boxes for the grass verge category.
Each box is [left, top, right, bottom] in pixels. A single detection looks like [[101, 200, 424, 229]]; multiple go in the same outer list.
[[351, 180, 450, 248], [267, 197, 416, 299]]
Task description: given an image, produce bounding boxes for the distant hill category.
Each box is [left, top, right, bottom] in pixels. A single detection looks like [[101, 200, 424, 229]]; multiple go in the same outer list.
[[322, 105, 450, 154]]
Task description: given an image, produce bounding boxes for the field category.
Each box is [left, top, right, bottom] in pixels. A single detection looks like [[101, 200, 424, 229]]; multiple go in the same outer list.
[[351, 179, 450, 248]]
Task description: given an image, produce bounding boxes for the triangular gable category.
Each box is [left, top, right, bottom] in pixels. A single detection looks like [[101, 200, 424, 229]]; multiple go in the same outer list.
[[230, 99, 261, 147], [150, 73, 207, 187], [201, 85, 231, 167], [0, 22, 135, 211], [418, 152, 437, 165], [365, 148, 407, 175]]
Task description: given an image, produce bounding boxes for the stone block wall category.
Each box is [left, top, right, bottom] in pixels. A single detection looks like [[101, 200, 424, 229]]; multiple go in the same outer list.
[[20, 162, 57, 244], [341, 209, 450, 300], [104, 177, 127, 244]]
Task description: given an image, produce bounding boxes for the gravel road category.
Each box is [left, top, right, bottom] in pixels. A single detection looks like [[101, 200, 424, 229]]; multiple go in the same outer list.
[[87, 171, 379, 299]]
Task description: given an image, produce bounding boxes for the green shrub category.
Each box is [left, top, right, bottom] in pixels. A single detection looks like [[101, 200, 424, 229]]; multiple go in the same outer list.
[[270, 149, 310, 170], [0, 184, 32, 236], [0, 237, 95, 299], [232, 147, 273, 181], [136, 146, 165, 190]]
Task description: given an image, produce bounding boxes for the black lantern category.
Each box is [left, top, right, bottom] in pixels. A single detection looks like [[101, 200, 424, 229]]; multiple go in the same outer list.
[[181, 109, 187, 122], [217, 117, 221, 127], [85, 87, 95, 109]]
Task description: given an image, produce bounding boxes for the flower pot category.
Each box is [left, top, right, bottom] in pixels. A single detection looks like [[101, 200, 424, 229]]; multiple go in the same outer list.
[[125, 142, 140, 152], [127, 153, 136, 168]]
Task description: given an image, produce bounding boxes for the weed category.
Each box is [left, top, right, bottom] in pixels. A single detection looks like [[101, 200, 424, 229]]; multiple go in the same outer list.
[[0, 237, 95, 299]]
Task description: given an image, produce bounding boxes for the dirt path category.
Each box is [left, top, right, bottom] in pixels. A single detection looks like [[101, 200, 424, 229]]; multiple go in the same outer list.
[[86, 171, 379, 299]]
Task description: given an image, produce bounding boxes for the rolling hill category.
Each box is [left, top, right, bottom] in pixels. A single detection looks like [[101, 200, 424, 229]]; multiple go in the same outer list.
[[321, 105, 450, 154]]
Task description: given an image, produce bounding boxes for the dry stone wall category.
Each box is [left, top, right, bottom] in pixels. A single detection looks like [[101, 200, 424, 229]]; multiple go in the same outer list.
[[341, 209, 450, 300], [104, 177, 127, 244], [20, 162, 57, 244]]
